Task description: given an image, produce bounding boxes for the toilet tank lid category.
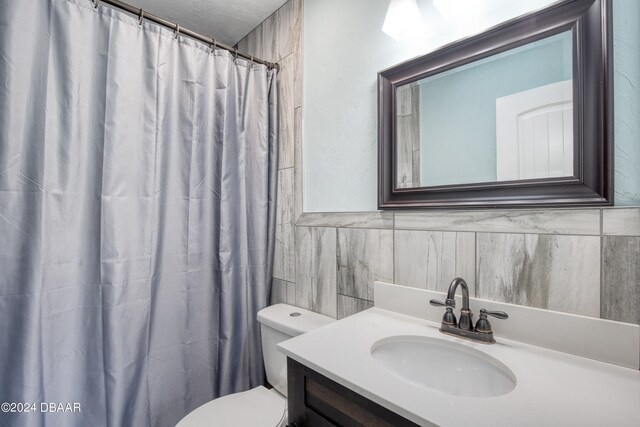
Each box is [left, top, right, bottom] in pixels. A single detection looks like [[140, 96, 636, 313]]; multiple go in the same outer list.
[[257, 304, 335, 337]]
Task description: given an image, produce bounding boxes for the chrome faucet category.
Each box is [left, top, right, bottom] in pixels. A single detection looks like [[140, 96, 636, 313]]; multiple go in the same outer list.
[[430, 277, 508, 344]]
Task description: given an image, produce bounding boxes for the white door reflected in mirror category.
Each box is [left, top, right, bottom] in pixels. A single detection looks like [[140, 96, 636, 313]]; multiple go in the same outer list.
[[496, 80, 574, 181]]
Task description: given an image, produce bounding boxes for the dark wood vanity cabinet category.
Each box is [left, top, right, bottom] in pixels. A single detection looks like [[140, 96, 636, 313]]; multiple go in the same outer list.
[[287, 358, 420, 427]]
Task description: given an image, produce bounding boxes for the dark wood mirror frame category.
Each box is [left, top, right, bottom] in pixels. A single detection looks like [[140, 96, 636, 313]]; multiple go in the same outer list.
[[378, 0, 612, 209]]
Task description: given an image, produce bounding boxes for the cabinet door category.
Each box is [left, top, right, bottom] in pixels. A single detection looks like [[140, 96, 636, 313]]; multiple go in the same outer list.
[[287, 358, 421, 427]]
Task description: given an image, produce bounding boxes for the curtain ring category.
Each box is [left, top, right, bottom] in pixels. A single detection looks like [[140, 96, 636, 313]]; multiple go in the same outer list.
[[138, 9, 144, 26], [250, 56, 254, 66], [174, 24, 180, 40], [210, 38, 217, 54], [234, 48, 238, 61], [93, 0, 100, 10]]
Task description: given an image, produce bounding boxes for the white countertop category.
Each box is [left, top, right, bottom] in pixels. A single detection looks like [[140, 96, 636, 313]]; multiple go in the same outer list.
[[278, 308, 640, 427]]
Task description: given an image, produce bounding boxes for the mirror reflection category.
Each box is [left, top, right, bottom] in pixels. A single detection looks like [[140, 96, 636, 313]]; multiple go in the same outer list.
[[396, 31, 573, 189]]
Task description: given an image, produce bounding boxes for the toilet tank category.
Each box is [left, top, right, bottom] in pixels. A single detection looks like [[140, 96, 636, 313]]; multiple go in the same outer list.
[[257, 304, 334, 396]]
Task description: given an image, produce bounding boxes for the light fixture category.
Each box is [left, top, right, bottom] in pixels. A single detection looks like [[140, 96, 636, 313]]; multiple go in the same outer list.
[[382, 0, 424, 41]]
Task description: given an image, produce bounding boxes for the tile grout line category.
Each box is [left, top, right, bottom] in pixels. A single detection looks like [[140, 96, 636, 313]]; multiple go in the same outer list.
[[392, 213, 396, 284], [297, 224, 393, 230], [475, 232, 479, 297], [297, 215, 602, 235], [296, 2, 303, 307], [335, 227, 338, 319], [600, 208, 604, 318], [377, 228, 599, 236], [337, 292, 374, 304], [297, 223, 603, 237]]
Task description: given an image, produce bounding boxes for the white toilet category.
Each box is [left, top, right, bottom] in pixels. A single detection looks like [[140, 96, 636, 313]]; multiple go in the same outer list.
[[177, 303, 334, 427]]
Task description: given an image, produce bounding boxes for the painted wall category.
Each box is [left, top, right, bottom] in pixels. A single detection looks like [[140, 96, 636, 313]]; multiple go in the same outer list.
[[303, 0, 640, 211], [613, 0, 640, 205], [419, 32, 572, 186]]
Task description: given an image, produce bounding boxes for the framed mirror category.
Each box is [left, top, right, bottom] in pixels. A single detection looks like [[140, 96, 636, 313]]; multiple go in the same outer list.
[[378, 0, 612, 209]]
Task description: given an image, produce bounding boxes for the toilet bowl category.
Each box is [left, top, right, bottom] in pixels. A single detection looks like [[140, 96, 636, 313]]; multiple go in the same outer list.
[[176, 386, 287, 427], [177, 304, 334, 427]]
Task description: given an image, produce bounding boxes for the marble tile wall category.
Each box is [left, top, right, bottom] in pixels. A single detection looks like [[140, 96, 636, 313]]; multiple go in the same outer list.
[[337, 228, 393, 301], [291, 208, 640, 326], [238, 3, 640, 329], [602, 236, 640, 324], [273, 168, 294, 282], [270, 277, 295, 306], [297, 212, 393, 229], [394, 230, 475, 294], [237, 0, 302, 300], [337, 295, 373, 320], [395, 209, 601, 235], [603, 208, 640, 236], [295, 227, 336, 318], [476, 233, 601, 317]]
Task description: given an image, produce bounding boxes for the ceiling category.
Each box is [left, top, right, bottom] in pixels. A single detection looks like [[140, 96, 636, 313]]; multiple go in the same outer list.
[[124, 0, 288, 46]]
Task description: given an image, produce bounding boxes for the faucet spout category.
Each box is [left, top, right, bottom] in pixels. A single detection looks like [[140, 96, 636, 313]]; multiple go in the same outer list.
[[445, 277, 470, 310], [445, 277, 472, 330]]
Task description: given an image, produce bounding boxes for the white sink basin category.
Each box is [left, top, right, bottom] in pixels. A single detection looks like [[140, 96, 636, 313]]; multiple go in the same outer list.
[[371, 335, 517, 398]]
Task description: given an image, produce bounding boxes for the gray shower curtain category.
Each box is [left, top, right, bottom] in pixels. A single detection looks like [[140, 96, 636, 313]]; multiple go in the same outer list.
[[0, 0, 278, 426]]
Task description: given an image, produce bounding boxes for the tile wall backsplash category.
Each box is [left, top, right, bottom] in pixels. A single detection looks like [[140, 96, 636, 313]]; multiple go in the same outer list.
[[394, 209, 602, 235], [288, 209, 639, 324], [602, 236, 640, 324], [394, 230, 475, 295], [295, 226, 337, 318], [476, 233, 601, 317], [241, 1, 640, 326], [337, 228, 393, 301]]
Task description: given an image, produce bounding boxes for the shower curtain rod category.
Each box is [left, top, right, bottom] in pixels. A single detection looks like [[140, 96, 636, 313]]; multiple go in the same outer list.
[[93, 0, 279, 69]]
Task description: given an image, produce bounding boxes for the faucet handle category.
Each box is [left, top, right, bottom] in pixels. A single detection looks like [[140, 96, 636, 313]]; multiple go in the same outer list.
[[430, 298, 456, 308], [475, 308, 508, 334], [480, 309, 508, 319], [430, 299, 457, 326]]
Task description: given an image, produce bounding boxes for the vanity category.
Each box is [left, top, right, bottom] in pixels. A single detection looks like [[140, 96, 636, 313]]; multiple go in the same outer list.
[[278, 282, 640, 427]]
